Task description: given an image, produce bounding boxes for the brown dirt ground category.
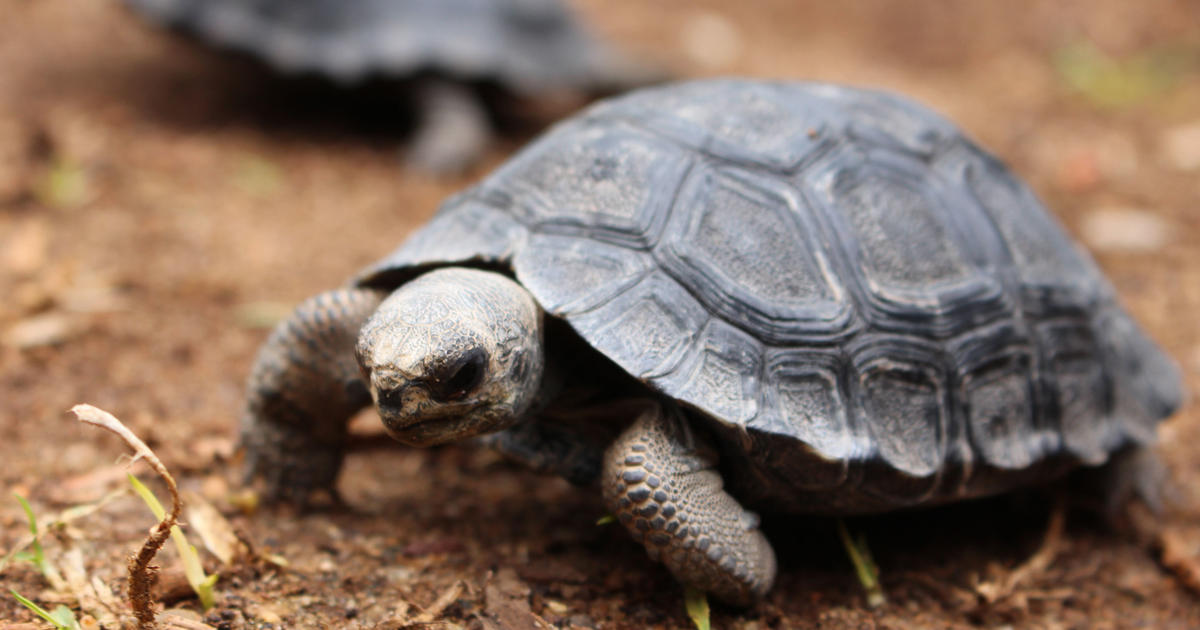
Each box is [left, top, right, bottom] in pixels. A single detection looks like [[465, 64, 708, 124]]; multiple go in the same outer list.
[[3, 0, 1200, 628]]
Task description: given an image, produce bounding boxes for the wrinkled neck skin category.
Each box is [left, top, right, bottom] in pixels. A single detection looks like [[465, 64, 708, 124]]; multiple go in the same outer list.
[[355, 267, 547, 447]]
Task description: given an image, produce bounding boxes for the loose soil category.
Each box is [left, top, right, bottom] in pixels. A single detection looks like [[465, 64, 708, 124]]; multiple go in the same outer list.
[[2, 1, 1200, 628]]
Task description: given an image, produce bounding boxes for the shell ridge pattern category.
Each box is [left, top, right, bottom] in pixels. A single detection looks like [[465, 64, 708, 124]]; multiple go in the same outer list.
[[355, 194, 530, 288], [799, 144, 1011, 338], [919, 147, 1084, 477], [1094, 305, 1184, 445], [360, 78, 1180, 506], [949, 142, 1145, 464], [843, 332, 953, 500], [653, 318, 766, 426], [943, 320, 1051, 471], [566, 270, 713, 382], [512, 233, 658, 317], [652, 161, 860, 346], [1031, 316, 1120, 464], [757, 347, 864, 474], [595, 86, 840, 175], [483, 118, 693, 251], [930, 146, 1073, 469]]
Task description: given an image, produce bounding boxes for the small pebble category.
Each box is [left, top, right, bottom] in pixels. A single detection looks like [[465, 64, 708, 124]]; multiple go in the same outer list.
[[680, 10, 742, 70], [1034, 126, 1139, 191], [1159, 121, 1200, 172], [1080, 207, 1170, 252], [567, 613, 597, 629], [2, 217, 49, 275], [3, 312, 78, 348], [255, 608, 283, 624]]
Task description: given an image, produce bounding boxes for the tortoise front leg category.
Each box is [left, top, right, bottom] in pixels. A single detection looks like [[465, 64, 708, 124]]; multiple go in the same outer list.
[[477, 421, 604, 486], [241, 288, 384, 503], [602, 403, 776, 605]]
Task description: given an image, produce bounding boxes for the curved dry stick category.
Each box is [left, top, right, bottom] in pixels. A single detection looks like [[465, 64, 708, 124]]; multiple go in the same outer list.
[[72, 403, 181, 630], [973, 496, 1067, 606]]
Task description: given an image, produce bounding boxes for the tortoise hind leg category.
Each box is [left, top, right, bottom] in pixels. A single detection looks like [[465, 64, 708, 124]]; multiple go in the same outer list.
[[405, 79, 491, 175], [1094, 445, 1173, 519], [241, 288, 384, 504], [602, 403, 776, 605]]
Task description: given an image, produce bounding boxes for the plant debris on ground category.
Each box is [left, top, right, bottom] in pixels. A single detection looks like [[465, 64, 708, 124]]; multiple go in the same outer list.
[[2, 0, 1200, 628]]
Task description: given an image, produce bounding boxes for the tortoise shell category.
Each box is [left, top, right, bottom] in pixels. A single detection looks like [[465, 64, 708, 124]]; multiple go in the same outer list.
[[121, 0, 633, 91], [356, 79, 1182, 512]]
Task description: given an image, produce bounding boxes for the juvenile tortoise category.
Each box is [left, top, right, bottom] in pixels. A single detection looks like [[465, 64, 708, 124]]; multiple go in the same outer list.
[[121, 0, 658, 172], [240, 79, 1183, 604]]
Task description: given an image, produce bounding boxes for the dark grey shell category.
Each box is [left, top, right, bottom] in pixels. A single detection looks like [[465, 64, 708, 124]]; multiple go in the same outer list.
[[121, 0, 630, 90], [357, 79, 1183, 511]]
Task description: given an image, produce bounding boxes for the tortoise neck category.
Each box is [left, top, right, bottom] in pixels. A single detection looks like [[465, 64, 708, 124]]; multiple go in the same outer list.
[[524, 316, 643, 422]]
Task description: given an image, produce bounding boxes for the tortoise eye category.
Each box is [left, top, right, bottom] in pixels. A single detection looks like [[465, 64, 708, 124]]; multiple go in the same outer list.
[[431, 347, 487, 402]]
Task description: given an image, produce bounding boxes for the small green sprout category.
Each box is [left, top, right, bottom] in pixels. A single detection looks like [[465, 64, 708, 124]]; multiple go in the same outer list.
[[595, 514, 616, 526], [128, 474, 218, 610], [34, 158, 89, 209], [683, 586, 710, 630], [10, 589, 81, 630], [836, 519, 886, 608], [232, 155, 283, 197], [9, 494, 46, 572], [5, 494, 65, 588], [1053, 40, 1184, 109]]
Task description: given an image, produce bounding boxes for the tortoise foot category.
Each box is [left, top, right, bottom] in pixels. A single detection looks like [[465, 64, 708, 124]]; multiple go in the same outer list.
[[602, 403, 776, 606], [241, 420, 345, 506]]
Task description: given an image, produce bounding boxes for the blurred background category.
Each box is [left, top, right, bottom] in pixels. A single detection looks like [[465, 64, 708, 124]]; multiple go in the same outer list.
[[1, 0, 1199, 627]]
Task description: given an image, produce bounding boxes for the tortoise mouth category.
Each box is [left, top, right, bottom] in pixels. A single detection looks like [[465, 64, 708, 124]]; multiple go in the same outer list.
[[383, 416, 448, 445], [379, 403, 487, 447]]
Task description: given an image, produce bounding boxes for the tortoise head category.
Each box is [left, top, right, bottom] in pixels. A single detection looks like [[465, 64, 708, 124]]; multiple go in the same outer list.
[[355, 267, 544, 447]]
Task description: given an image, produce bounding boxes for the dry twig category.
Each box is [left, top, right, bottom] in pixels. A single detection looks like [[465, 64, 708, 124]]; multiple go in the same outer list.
[[71, 404, 180, 630], [1156, 527, 1200, 595], [398, 580, 466, 627], [973, 497, 1067, 607]]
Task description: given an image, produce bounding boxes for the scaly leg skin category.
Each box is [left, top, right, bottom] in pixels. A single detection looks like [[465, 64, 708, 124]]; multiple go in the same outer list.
[[241, 288, 384, 504], [602, 403, 776, 606], [405, 80, 491, 175], [477, 421, 604, 486]]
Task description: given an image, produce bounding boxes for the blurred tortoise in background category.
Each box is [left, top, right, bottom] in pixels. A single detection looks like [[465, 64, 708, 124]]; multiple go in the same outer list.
[[121, 0, 660, 172], [239, 79, 1183, 604]]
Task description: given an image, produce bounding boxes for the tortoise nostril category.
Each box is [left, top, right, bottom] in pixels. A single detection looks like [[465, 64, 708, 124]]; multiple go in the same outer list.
[[371, 371, 411, 410], [376, 384, 408, 410]]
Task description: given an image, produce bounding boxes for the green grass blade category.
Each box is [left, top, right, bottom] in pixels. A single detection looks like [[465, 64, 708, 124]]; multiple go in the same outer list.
[[684, 587, 711, 630], [129, 474, 217, 610], [836, 519, 886, 608], [15, 494, 39, 537], [10, 589, 73, 630], [13, 494, 46, 571], [128, 474, 166, 519], [49, 604, 81, 630], [184, 543, 217, 609]]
